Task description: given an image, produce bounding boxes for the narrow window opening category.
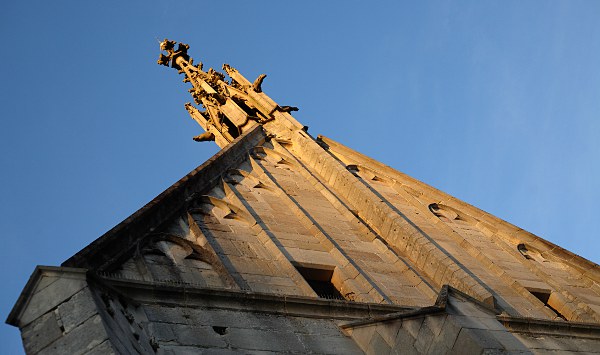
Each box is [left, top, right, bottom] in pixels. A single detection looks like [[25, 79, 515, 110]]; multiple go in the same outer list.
[[518, 244, 535, 260], [295, 266, 344, 300], [212, 326, 228, 335], [223, 118, 240, 139], [527, 288, 567, 320], [233, 97, 263, 120]]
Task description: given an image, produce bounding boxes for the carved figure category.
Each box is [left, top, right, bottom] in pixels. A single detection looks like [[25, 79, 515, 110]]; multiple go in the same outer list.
[[252, 74, 267, 93], [193, 132, 215, 142], [279, 106, 299, 113]]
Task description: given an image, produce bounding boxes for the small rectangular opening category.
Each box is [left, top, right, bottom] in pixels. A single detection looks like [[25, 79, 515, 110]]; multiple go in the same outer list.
[[527, 288, 566, 320], [295, 266, 344, 300]]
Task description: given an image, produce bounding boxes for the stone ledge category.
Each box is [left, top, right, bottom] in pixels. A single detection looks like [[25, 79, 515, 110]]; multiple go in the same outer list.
[[340, 285, 504, 330], [97, 273, 414, 321], [498, 315, 600, 339]]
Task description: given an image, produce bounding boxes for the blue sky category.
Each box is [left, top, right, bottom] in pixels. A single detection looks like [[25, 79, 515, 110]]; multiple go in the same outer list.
[[1, 1, 599, 352]]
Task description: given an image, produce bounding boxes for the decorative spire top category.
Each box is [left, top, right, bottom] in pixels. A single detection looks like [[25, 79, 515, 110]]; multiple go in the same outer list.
[[157, 39, 190, 70], [158, 39, 304, 148]]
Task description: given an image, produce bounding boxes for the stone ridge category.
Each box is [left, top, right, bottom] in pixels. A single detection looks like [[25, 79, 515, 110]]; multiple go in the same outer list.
[[319, 134, 600, 278]]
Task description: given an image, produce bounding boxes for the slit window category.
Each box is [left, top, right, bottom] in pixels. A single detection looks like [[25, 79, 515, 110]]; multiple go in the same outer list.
[[295, 266, 344, 300], [527, 288, 567, 320]]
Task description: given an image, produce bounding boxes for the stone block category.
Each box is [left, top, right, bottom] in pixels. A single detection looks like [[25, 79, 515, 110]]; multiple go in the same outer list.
[[451, 328, 484, 354], [375, 320, 402, 346], [367, 332, 392, 355], [347, 325, 376, 351], [297, 333, 363, 354], [566, 336, 600, 352], [215, 239, 243, 256], [274, 231, 319, 243], [147, 322, 177, 342], [227, 256, 272, 275], [511, 334, 561, 351], [57, 287, 98, 333], [452, 328, 505, 353], [201, 348, 248, 355], [450, 315, 496, 331], [252, 313, 296, 332], [414, 317, 436, 353], [425, 341, 451, 355], [143, 304, 189, 323], [226, 328, 305, 352], [447, 296, 494, 318], [422, 314, 447, 337], [85, 340, 117, 355], [485, 330, 530, 351], [19, 276, 87, 327], [161, 345, 209, 354], [172, 324, 227, 348], [285, 247, 334, 266], [189, 308, 258, 329], [248, 282, 300, 295], [289, 317, 344, 336], [21, 311, 63, 354], [38, 314, 108, 355], [433, 315, 462, 350], [242, 274, 297, 287], [392, 328, 417, 353], [35, 276, 60, 294], [402, 317, 424, 339]]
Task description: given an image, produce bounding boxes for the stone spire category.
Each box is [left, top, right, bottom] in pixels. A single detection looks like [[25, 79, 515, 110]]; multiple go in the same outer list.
[[157, 39, 304, 148]]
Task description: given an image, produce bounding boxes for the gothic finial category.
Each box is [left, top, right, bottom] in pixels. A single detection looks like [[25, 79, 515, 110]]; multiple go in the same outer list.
[[160, 40, 305, 147], [157, 39, 190, 70]]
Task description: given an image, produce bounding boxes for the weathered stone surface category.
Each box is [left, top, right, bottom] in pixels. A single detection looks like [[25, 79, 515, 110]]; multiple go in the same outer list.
[[367, 332, 392, 355], [392, 329, 418, 354], [57, 287, 97, 333], [171, 323, 227, 348], [147, 322, 177, 342], [453, 328, 505, 352], [413, 318, 436, 353], [296, 333, 363, 354], [21, 311, 63, 354], [18, 273, 87, 328], [228, 328, 304, 352], [85, 340, 117, 355], [38, 314, 107, 355]]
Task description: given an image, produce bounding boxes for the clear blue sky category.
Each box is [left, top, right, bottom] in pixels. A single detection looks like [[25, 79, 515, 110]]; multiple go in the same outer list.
[[1, 1, 599, 352]]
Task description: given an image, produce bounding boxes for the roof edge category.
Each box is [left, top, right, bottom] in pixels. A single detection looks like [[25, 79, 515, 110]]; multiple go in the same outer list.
[[318, 134, 600, 276]]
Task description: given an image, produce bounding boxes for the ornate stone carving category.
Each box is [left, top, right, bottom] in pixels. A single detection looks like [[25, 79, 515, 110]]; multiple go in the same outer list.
[[159, 39, 304, 147]]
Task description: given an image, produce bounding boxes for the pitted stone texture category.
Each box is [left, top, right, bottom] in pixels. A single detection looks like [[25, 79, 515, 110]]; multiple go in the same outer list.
[[57, 287, 97, 333], [38, 314, 108, 355], [143, 304, 361, 354], [85, 340, 117, 355], [17, 275, 87, 328], [345, 292, 544, 354], [21, 311, 63, 354]]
